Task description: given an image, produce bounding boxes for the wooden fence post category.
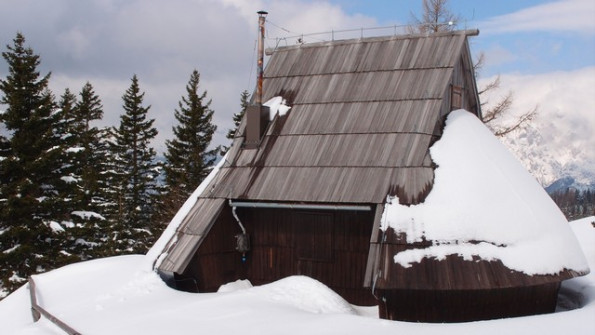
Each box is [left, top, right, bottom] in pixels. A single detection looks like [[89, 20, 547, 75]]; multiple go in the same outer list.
[[28, 277, 82, 335]]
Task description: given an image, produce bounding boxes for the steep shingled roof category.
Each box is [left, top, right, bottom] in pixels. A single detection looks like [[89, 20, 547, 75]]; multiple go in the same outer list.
[[157, 30, 481, 274]]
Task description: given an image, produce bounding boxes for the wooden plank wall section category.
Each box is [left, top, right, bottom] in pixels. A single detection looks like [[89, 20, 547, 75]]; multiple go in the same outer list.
[[158, 198, 226, 274], [373, 228, 580, 290], [378, 283, 561, 322], [183, 206, 378, 306], [245, 207, 378, 306], [183, 207, 248, 292]]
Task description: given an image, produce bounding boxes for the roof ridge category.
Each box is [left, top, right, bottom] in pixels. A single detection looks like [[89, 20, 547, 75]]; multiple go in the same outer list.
[[265, 29, 479, 55]]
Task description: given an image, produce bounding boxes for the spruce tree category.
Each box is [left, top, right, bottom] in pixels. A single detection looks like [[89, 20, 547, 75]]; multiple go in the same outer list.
[[159, 70, 217, 222], [0, 33, 67, 293], [55, 88, 79, 199], [226, 90, 250, 141], [109, 75, 161, 253], [220, 90, 249, 155], [75, 82, 106, 208], [51, 89, 88, 261], [56, 83, 110, 260], [164, 70, 217, 194]]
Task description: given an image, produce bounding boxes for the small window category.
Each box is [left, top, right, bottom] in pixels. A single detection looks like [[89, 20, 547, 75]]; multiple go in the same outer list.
[[451, 85, 463, 110], [294, 212, 333, 262]]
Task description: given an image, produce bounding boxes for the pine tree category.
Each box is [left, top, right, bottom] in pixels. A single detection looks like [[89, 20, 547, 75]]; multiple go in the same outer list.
[[0, 33, 68, 293], [0, 134, 9, 163], [75, 82, 105, 207], [75, 83, 113, 258], [164, 70, 217, 193], [220, 90, 250, 155], [109, 75, 161, 253], [55, 88, 79, 200], [51, 88, 88, 261], [227, 90, 250, 141], [55, 83, 111, 260], [159, 70, 217, 222]]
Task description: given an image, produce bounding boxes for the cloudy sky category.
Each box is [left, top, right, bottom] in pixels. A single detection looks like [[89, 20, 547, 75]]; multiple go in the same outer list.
[[0, 0, 593, 165]]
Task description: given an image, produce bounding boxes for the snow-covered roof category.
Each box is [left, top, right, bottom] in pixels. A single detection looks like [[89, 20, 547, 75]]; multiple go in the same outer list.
[[368, 110, 589, 289]]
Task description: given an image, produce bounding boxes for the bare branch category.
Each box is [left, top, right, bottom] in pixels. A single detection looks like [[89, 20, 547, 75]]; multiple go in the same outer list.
[[478, 75, 501, 97], [493, 105, 538, 137], [482, 91, 513, 124], [408, 0, 460, 33], [474, 52, 485, 76], [408, 0, 537, 138]]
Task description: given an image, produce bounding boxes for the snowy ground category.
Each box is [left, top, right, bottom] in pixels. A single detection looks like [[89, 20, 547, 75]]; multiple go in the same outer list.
[[0, 217, 593, 335]]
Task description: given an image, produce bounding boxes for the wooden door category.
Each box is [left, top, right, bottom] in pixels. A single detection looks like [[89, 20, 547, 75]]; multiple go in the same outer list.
[[293, 211, 333, 278]]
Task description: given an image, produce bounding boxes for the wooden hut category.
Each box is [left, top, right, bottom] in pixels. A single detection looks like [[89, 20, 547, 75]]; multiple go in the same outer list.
[[155, 30, 587, 322]]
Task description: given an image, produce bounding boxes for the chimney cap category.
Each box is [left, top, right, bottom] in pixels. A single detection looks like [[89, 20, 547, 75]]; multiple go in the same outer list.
[[257, 10, 268, 16]]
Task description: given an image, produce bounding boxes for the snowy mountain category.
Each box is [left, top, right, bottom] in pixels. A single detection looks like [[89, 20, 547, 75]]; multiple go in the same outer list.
[[478, 69, 595, 192], [499, 120, 595, 192], [545, 176, 595, 194]]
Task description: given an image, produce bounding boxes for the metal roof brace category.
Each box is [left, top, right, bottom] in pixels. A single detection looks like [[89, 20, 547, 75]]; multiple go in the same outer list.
[[372, 203, 389, 300], [228, 201, 371, 212]]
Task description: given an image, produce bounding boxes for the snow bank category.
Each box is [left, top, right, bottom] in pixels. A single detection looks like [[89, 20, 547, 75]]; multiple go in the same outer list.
[[382, 110, 589, 275], [0, 217, 593, 334], [558, 217, 595, 311], [0, 285, 40, 333], [218, 279, 253, 292], [254, 276, 356, 315]]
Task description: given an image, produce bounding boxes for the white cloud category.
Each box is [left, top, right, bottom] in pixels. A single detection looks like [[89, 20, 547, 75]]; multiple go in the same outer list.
[[477, 43, 518, 69], [0, 0, 376, 154], [480, 0, 595, 35]]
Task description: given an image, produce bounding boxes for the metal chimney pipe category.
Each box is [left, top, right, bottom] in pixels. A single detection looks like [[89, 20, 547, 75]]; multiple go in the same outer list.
[[256, 10, 267, 106], [245, 11, 269, 149]]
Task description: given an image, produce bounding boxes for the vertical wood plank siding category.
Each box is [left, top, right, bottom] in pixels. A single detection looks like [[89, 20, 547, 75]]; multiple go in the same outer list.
[[183, 207, 377, 306], [378, 283, 561, 322]]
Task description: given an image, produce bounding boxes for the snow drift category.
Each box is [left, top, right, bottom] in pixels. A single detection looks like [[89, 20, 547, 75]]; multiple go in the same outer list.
[[0, 217, 593, 334], [381, 110, 589, 276]]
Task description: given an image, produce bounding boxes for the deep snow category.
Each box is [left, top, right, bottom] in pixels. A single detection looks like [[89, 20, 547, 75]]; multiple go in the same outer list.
[[0, 217, 592, 335], [382, 110, 588, 275]]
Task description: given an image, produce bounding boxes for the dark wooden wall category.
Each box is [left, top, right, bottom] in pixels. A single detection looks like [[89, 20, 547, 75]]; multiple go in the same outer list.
[[178, 205, 563, 322], [181, 207, 248, 292], [182, 205, 377, 306], [378, 282, 561, 322]]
